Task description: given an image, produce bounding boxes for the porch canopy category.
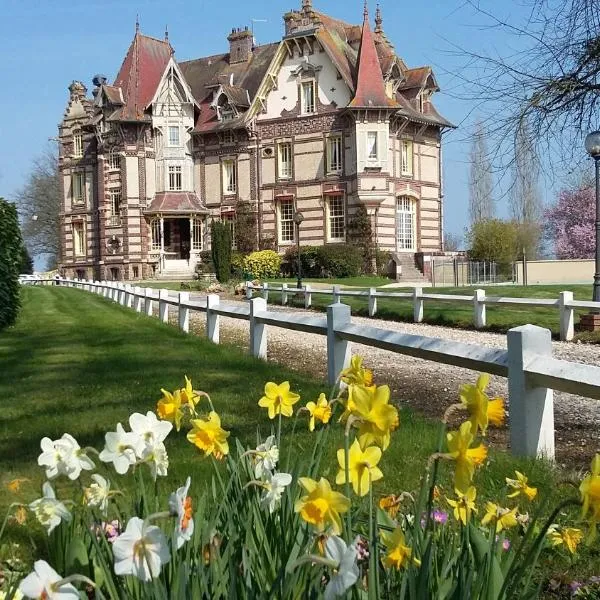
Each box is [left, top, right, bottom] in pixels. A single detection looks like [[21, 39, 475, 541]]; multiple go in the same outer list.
[[145, 192, 209, 215]]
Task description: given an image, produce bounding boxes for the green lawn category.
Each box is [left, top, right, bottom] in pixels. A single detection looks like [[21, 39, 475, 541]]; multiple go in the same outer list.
[[266, 275, 393, 288]]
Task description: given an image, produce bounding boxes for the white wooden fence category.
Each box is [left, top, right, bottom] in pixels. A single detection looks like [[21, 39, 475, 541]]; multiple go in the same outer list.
[[244, 282, 600, 342], [29, 278, 600, 462]]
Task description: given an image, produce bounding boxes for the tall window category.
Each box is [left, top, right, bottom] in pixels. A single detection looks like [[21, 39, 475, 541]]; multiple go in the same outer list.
[[222, 160, 237, 194], [327, 136, 343, 174], [168, 126, 180, 146], [151, 219, 161, 251], [73, 222, 85, 256], [108, 148, 120, 170], [278, 142, 292, 179], [301, 81, 316, 114], [367, 132, 378, 160], [168, 165, 182, 191], [221, 212, 237, 249], [401, 140, 413, 175], [73, 130, 83, 158], [396, 196, 416, 251], [191, 218, 203, 251], [72, 172, 85, 204], [327, 196, 345, 241], [279, 200, 295, 243], [109, 190, 121, 226]]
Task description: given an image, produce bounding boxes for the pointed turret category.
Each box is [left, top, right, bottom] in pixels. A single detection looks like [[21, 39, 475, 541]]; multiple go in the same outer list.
[[374, 4, 383, 33]]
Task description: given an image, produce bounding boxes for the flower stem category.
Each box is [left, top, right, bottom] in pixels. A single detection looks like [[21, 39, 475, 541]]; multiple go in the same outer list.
[[368, 477, 379, 600], [343, 429, 352, 543], [0, 503, 24, 541], [277, 409, 283, 450]]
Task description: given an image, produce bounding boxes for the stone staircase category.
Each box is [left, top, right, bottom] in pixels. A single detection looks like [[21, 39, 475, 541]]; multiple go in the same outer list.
[[156, 259, 196, 280], [391, 253, 429, 283]]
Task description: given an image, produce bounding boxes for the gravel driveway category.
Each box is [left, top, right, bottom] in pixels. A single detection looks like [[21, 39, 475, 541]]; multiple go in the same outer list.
[[172, 294, 600, 468]]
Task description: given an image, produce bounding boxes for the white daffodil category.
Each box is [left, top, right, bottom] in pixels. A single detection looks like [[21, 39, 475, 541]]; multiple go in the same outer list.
[[113, 517, 170, 582], [28, 482, 72, 535], [37, 434, 94, 481], [260, 471, 292, 514], [254, 435, 279, 479], [168, 476, 194, 549], [129, 411, 172, 447], [139, 441, 169, 480], [19, 560, 79, 599], [84, 474, 111, 512], [324, 535, 360, 600], [99, 423, 139, 475]]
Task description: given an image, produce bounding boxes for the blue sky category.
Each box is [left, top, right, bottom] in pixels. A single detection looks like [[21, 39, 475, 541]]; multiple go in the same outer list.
[[0, 0, 581, 248]]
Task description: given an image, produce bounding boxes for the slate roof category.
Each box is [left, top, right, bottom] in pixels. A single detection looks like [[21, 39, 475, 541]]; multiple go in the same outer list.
[[145, 192, 209, 214]]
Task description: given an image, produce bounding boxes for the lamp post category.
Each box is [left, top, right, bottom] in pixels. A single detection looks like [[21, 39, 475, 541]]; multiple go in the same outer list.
[[585, 131, 600, 304], [293, 211, 304, 290]]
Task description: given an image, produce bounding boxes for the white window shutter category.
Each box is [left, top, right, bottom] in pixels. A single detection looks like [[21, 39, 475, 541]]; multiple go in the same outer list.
[[379, 130, 388, 172], [356, 131, 366, 172]]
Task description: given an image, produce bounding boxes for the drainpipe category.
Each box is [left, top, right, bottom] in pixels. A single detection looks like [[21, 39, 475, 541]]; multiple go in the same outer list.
[[254, 125, 262, 250], [439, 129, 445, 252]]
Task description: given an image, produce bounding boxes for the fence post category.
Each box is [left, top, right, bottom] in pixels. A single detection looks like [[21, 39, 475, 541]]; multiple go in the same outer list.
[[145, 288, 154, 317], [159, 289, 169, 323], [119, 283, 127, 305], [473, 289, 486, 329], [249, 297, 267, 359], [246, 282, 253, 299], [305, 284, 312, 308], [559, 291, 574, 341], [135, 287, 144, 313], [206, 294, 220, 344], [178, 292, 190, 333], [327, 303, 352, 386], [333, 285, 341, 304], [413, 287, 423, 323], [126, 284, 135, 309], [281, 283, 288, 305], [507, 325, 555, 459], [368, 288, 377, 317], [262, 282, 269, 302]]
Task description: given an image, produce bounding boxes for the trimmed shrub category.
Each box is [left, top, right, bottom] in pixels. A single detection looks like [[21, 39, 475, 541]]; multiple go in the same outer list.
[[234, 200, 257, 254], [230, 252, 245, 279], [0, 198, 24, 329], [316, 244, 362, 278], [243, 250, 282, 280], [210, 222, 232, 283], [347, 205, 375, 274], [195, 250, 214, 275], [282, 245, 321, 278]]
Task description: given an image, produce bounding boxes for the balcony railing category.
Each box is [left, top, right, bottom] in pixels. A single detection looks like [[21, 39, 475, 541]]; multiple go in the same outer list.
[[107, 215, 122, 227]]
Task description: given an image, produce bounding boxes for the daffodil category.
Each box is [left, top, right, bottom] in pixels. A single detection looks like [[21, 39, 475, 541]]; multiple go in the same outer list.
[[169, 477, 194, 549], [447, 486, 477, 526], [260, 471, 293, 514], [253, 435, 279, 479], [295, 477, 350, 535], [157, 388, 184, 431], [29, 482, 72, 535], [444, 421, 487, 493], [459, 373, 505, 435], [6, 478, 29, 494], [579, 453, 600, 543], [99, 423, 139, 475], [335, 439, 383, 497], [187, 412, 230, 459], [547, 525, 583, 555], [382, 527, 420, 569], [379, 495, 402, 518], [37, 434, 95, 481], [306, 393, 332, 432], [506, 471, 537, 501], [84, 474, 111, 513], [19, 560, 79, 600], [323, 536, 360, 600], [181, 375, 200, 411], [258, 381, 300, 419], [340, 355, 373, 387], [481, 502, 518, 532]]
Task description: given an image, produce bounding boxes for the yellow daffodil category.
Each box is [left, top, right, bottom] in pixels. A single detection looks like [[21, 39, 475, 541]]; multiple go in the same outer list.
[[258, 381, 300, 419], [579, 453, 600, 543], [447, 486, 477, 526], [336, 439, 383, 497], [180, 375, 200, 411], [379, 495, 402, 519], [14, 505, 27, 524], [459, 373, 505, 435], [6, 478, 29, 494], [187, 411, 230, 459], [547, 526, 583, 555], [382, 527, 420, 569], [445, 421, 487, 493], [157, 388, 184, 431], [348, 384, 399, 451], [506, 471, 537, 501], [294, 477, 350, 535], [481, 502, 518, 532], [305, 394, 332, 432], [340, 355, 373, 387]]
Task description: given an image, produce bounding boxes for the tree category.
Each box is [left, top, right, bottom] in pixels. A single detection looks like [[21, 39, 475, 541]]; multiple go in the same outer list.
[[15, 147, 60, 269], [545, 187, 595, 258], [347, 205, 374, 273], [444, 231, 462, 252], [467, 218, 519, 266], [19, 245, 34, 274], [234, 201, 258, 254], [210, 221, 232, 282], [0, 198, 25, 329], [469, 122, 495, 225]]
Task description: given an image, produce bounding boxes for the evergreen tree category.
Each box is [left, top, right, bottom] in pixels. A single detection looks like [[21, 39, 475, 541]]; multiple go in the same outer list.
[[19, 245, 34, 274], [347, 205, 375, 274], [211, 221, 232, 283], [0, 198, 25, 329]]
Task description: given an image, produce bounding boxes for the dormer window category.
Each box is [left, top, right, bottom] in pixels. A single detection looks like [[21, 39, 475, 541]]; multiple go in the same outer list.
[[221, 105, 235, 122], [301, 81, 316, 115], [168, 126, 180, 147]]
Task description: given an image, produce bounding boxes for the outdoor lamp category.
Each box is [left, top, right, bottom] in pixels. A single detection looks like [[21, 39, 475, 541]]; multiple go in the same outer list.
[[293, 211, 304, 291], [585, 131, 600, 309]]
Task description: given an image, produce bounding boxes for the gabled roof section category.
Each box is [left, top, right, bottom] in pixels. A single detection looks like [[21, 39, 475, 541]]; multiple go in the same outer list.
[[399, 67, 439, 92], [348, 7, 399, 109], [113, 32, 173, 121]]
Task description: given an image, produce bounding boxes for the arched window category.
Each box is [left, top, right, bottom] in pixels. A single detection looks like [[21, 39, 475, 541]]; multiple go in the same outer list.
[[396, 196, 416, 251]]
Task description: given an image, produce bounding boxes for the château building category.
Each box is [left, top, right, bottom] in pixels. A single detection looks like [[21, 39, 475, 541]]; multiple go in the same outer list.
[[58, 0, 453, 281]]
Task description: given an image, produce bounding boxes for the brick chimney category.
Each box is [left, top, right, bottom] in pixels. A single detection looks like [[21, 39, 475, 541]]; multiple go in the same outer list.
[[228, 27, 253, 64]]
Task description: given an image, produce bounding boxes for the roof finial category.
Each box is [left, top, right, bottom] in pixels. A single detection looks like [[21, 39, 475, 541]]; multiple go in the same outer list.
[[135, 14, 140, 33], [375, 4, 383, 32], [363, 0, 369, 20], [165, 24, 169, 41], [302, 0, 312, 13]]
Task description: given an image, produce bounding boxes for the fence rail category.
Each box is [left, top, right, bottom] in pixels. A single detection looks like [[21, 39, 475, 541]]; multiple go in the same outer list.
[[26, 277, 600, 461], [244, 282, 600, 342]]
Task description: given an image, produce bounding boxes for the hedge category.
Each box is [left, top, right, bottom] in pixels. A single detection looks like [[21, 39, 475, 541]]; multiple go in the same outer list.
[[0, 198, 24, 329]]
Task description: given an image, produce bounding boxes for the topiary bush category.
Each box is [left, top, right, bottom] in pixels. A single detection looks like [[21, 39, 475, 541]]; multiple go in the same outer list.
[[316, 244, 363, 278], [210, 222, 232, 283], [282, 245, 321, 278], [243, 250, 282, 280], [0, 198, 25, 330]]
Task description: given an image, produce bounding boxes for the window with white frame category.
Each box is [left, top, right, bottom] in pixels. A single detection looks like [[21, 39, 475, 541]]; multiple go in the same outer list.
[[367, 131, 378, 160], [72, 172, 85, 204], [108, 148, 120, 170], [221, 212, 237, 249], [278, 199, 295, 243], [396, 196, 416, 251], [151, 219, 160, 251], [109, 190, 121, 225], [326, 135, 343, 174], [168, 125, 180, 146], [73, 222, 85, 256], [278, 142, 292, 179], [327, 195, 345, 241], [401, 140, 413, 176], [191, 218, 203, 251], [301, 81, 316, 115], [168, 165, 182, 191], [73, 130, 83, 158], [222, 159, 237, 194]]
